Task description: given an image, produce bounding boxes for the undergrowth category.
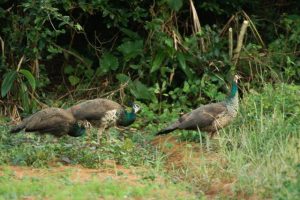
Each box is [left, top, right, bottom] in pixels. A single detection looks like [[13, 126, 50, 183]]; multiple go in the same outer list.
[[0, 83, 299, 199], [0, 127, 159, 169]]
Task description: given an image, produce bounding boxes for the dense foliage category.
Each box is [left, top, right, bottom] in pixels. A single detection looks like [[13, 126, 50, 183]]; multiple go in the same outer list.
[[0, 0, 299, 114]]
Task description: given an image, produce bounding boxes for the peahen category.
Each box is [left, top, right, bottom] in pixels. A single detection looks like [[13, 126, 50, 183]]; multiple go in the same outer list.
[[156, 75, 241, 137], [10, 108, 86, 137], [67, 98, 140, 143]]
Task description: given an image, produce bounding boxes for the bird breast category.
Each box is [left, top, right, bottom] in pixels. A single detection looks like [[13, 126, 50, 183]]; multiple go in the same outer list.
[[89, 109, 118, 128], [212, 114, 235, 130], [102, 109, 118, 124]]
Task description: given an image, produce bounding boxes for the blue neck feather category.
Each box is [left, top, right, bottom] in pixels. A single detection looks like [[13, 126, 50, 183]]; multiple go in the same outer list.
[[68, 124, 86, 137], [228, 81, 238, 99], [118, 110, 136, 126]]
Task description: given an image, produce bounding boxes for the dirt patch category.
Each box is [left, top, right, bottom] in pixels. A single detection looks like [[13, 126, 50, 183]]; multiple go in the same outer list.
[[152, 135, 252, 199], [0, 162, 146, 186], [152, 135, 222, 169]]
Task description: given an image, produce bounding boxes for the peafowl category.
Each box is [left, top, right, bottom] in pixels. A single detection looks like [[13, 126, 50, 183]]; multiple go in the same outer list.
[[67, 98, 140, 143], [10, 108, 86, 137], [156, 75, 241, 137]]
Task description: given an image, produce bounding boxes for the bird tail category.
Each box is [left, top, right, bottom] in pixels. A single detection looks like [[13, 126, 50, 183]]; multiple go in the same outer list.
[[9, 122, 26, 133], [156, 121, 179, 135]]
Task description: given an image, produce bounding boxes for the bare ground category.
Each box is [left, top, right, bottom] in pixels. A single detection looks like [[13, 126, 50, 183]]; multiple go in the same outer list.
[[0, 135, 258, 199], [152, 135, 258, 200]]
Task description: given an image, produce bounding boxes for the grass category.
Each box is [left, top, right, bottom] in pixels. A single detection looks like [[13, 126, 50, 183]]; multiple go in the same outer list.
[[0, 166, 197, 200], [0, 126, 159, 168], [149, 83, 300, 199], [0, 83, 299, 199], [221, 84, 300, 198]]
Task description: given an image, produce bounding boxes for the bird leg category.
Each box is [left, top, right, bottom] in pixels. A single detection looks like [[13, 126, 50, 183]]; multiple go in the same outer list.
[[105, 129, 111, 142], [97, 125, 106, 145], [205, 133, 211, 152], [79, 120, 92, 144], [209, 131, 216, 139]]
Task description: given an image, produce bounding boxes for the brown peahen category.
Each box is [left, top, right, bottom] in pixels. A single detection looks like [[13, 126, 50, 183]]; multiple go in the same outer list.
[[156, 75, 241, 137], [67, 98, 140, 143], [10, 108, 86, 137]]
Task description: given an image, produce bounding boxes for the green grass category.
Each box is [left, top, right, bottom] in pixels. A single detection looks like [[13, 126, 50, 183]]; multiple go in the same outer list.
[[0, 83, 299, 199], [0, 126, 159, 168], [0, 167, 197, 200], [165, 83, 300, 199], [219, 83, 300, 199]]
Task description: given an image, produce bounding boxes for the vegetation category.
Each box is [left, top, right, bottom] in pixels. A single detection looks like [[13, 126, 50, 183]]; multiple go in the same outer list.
[[0, 0, 299, 199], [0, 166, 197, 199], [0, 83, 299, 199], [1, 0, 299, 113]]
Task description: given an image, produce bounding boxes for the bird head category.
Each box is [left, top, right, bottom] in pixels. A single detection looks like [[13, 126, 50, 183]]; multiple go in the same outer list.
[[68, 123, 86, 137], [128, 101, 141, 113], [234, 74, 242, 83], [117, 102, 140, 127]]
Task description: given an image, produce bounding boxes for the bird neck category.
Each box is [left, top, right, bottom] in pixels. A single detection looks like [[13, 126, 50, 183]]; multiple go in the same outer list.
[[117, 109, 136, 127], [68, 124, 86, 137], [229, 80, 238, 98], [225, 80, 239, 111]]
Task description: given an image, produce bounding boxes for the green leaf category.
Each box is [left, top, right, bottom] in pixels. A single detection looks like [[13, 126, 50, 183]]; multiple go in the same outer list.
[[129, 80, 156, 101], [74, 23, 83, 31], [177, 53, 187, 70], [166, 0, 183, 11], [20, 83, 30, 113], [120, 28, 140, 39], [98, 52, 119, 75], [151, 51, 165, 73], [177, 53, 193, 79], [1, 71, 17, 97], [68, 75, 80, 86], [183, 81, 190, 93], [64, 65, 74, 74], [19, 69, 36, 90], [117, 40, 143, 61], [84, 68, 94, 79], [47, 45, 62, 54], [164, 37, 174, 48], [116, 74, 131, 84]]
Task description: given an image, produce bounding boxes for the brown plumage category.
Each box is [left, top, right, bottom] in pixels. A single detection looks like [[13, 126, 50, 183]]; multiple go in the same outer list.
[[10, 108, 86, 137], [156, 75, 241, 137], [68, 99, 122, 122], [67, 98, 140, 143]]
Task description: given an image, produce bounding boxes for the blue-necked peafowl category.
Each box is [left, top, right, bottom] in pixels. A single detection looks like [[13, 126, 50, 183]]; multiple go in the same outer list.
[[10, 108, 86, 137], [156, 75, 241, 137], [67, 98, 140, 143]]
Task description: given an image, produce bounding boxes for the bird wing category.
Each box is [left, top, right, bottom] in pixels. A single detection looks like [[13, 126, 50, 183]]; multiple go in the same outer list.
[[68, 98, 122, 120], [24, 108, 75, 133], [177, 102, 227, 130]]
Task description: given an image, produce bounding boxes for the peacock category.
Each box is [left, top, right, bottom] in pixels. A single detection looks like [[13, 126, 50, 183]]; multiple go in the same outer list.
[[156, 75, 241, 137], [67, 98, 140, 143], [10, 108, 86, 137]]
